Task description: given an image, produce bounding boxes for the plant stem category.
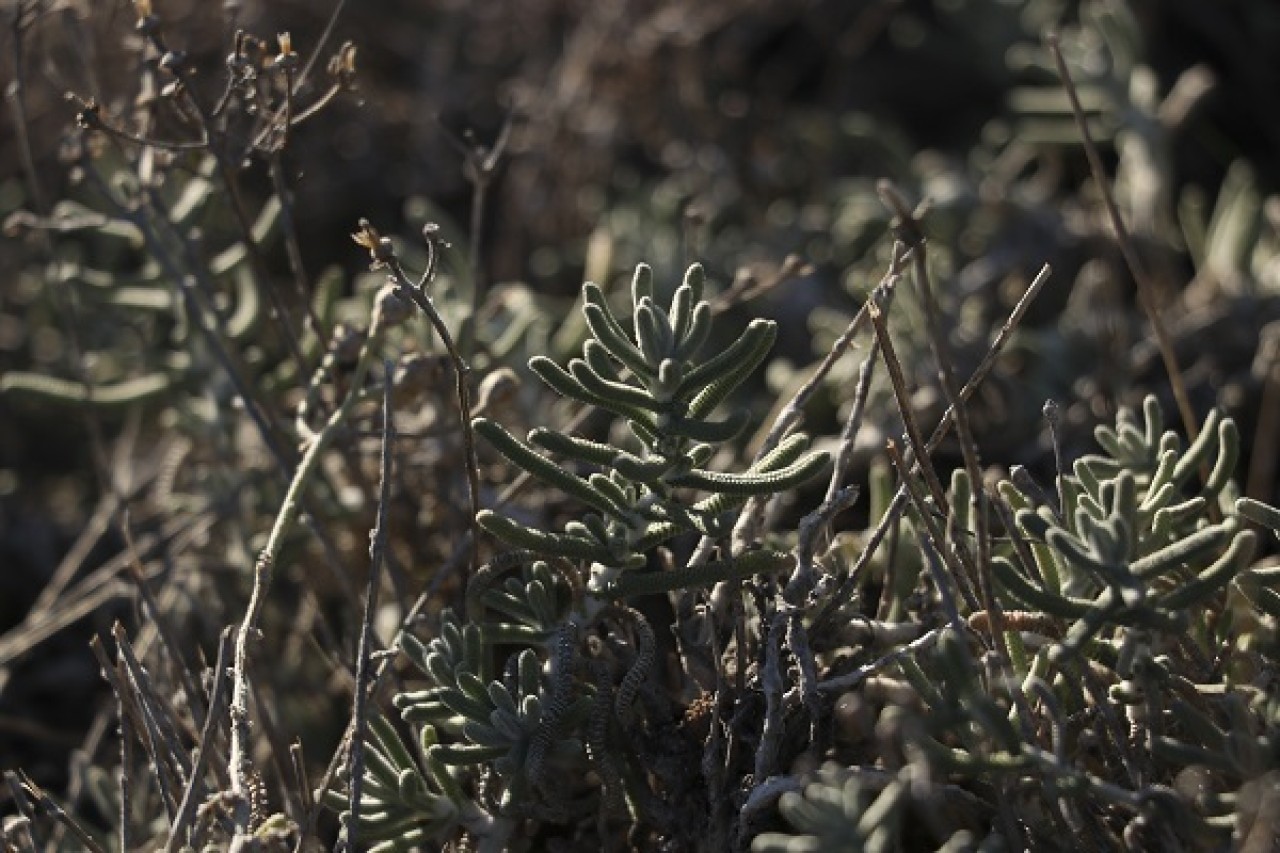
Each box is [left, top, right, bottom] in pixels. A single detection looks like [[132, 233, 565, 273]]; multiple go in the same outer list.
[[1045, 32, 1197, 446], [227, 315, 383, 840], [343, 361, 396, 852]]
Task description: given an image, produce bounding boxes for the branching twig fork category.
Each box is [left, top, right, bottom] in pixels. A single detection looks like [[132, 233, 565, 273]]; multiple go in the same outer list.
[[811, 264, 1052, 634]]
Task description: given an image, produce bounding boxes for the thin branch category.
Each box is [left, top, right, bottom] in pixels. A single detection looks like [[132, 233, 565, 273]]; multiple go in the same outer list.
[[907, 234, 1037, 731], [209, 157, 310, 381], [824, 339, 879, 507], [119, 511, 207, 730], [753, 612, 788, 782], [165, 629, 233, 853], [786, 484, 861, 604], [817, 626, 945, 694], [440, 116, 513, 362], [4, 770, 42, 853], [7, 1, 47, 217], [374, 223, 482, 587], [343, 360, 396, 853], [885, 439, 978, 618], [14, 772, 106, 853], [1044, 32, 1197, 445], [755, 245, 907, 461], [866, 296, 950, 516], [270, 149, 328, 338], [295, 0, 350, 97], [70, 101, 208, 150], [111, 623, 191, 782], [227, 293, 387, 840], [698, 246, 907, 568], [710, 254, 813, 314], [811, 264, 1052, 634], [78, 155, 296, 479], [0, 513, 214, 673]]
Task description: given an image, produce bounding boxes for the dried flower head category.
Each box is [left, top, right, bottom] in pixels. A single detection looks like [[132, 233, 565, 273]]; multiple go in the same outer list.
[[352, 219, 395, 269], [328, 42, 358, 90], [133, 0, 160, 36], [272, 32, 299, 73]]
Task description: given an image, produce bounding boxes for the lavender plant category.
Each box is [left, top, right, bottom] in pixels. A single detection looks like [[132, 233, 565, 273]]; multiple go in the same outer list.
[[329, 263, 831, 848], [475, 261, 829, 602], [753, 397, 1277, 851]]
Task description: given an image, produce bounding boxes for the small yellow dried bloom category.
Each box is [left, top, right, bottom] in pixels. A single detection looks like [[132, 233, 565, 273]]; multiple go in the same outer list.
[[352, 219, 395, 268], [272, 32, 299, 72]]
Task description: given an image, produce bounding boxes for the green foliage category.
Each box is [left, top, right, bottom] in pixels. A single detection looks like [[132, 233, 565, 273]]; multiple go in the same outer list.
[[343, 592, 648, 846], [327, 265, 833, 846], [476, 262, 829, 600], [0, 153, 281, 411], [396, 612, 590, 812], [760, 397, 1279, 852], [996, 396, 1256, 661], [7, 3, 1280, 852], [319, 716, 471, 852], [751, 765, 907, 853]]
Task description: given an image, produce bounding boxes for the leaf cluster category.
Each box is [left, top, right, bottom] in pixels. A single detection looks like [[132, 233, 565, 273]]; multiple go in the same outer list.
[[476, 262, 828, 598]]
